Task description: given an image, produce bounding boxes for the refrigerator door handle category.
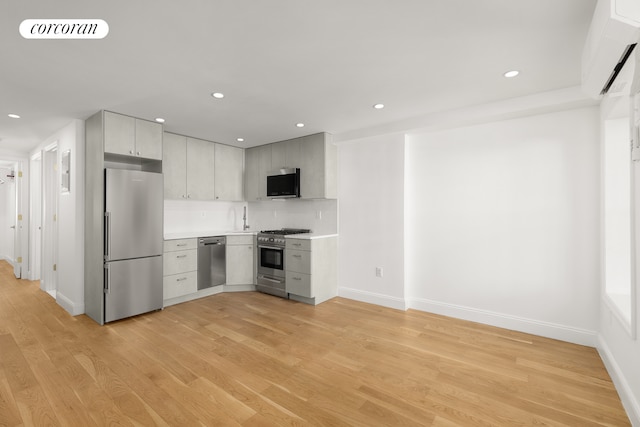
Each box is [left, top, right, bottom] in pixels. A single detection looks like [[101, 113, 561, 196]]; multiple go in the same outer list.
[[104, 264, 110, 294], [104, 211, 111, 261]]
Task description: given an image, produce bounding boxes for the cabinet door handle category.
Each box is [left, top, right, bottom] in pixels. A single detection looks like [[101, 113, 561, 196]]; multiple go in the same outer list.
[[176, 277, 188, 282], [292, 254, 302, 258], [129, 150, 134, 154], [292, 276, 302, 281], [292, 243, 301, 247], [176, 255, 187, 259], [136, 151, 140, 156], [176, 243, 187, 247]]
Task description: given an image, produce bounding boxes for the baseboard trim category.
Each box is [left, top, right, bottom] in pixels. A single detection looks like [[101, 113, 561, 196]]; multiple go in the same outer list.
[[55, 291, 85, 316], [597, 335, 640, 426], [338, 287, 407, 311], [409, 297, 598, 347]]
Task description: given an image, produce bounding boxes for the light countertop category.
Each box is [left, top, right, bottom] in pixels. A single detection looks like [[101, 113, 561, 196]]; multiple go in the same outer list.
[[164, 231, 337, 240], [164, 230, 257, 240], [285, 233, 338, 240]]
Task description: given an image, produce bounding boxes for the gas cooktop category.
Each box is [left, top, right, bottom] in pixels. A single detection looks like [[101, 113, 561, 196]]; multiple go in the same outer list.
[[259, 228, 311, 236]]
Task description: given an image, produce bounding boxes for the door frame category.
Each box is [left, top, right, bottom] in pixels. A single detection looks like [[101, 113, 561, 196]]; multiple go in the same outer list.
[[42, 143, 58, 294], [29, 153, 42, 281]]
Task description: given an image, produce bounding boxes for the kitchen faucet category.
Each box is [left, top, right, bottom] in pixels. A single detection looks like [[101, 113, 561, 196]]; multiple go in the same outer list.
[[243, 206, 250, 231]]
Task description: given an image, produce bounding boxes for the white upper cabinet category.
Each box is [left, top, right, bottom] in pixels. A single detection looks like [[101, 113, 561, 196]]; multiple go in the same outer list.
[[245, 144, 272, 201], [135, 119, 163, 160], [214, 143, 244, 201], [299, 133, 336, 199], [104, 111, 162, 160], [186, 137, 216, 200], [163, 132, 187, 199], [163, 132, 244, 201], [271, 138, 300, 170], [163, 133, 215, 200]]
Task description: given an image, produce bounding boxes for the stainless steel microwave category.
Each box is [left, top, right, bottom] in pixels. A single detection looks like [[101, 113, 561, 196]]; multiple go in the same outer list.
[[267, 168, 300, 198]]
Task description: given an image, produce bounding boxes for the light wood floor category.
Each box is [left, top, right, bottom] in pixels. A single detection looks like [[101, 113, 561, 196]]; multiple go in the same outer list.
[[0, 261, 630, 426]]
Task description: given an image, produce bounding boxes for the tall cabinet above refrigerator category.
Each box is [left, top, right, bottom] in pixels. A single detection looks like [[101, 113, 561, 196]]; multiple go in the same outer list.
[[85, 110, 164, 325]]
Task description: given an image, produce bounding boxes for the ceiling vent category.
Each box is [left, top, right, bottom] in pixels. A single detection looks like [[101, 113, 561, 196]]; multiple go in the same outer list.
[[582, 0, 640, 98]]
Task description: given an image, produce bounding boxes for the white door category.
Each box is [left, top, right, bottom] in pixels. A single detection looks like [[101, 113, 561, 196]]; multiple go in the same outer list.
[[0, 160, 25, 278], [14, 160, 29, 279], [0, 163, 16, 269]]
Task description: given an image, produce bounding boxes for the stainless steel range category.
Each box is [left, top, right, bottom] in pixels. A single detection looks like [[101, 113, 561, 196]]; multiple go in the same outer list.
[[256, 228, 311, 298]]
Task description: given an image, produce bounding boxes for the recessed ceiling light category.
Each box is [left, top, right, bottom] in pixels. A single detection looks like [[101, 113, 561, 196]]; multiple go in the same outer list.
[[211, 92, 224, 99], [8, 113, 20, 119], [373, 103, 385, 109], [296, 123, 305, 128], [155, 117, 165, 123], [503, 70, 519, 78], [237, 138, 244, 142]]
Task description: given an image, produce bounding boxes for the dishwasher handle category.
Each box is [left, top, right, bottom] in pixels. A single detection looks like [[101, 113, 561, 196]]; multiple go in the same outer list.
[[199, 236, 226, 246]]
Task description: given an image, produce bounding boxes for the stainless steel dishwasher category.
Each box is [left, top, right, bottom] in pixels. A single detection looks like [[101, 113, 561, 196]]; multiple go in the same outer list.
[[197, 236, 226, 289]]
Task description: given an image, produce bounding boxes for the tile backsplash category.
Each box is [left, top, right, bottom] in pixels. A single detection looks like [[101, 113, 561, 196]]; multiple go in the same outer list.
[[164, 200, 247, 234], [248, 199, 337, 235], [164, 198, 338, 235]]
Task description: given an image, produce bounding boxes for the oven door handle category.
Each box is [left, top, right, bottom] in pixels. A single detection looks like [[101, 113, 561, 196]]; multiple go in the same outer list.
[[258, 275, 283, 284], [258, 245, 283, 251]]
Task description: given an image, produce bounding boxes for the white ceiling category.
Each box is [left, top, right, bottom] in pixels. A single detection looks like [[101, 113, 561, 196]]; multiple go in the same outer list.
[[0, 0, 596, 154]]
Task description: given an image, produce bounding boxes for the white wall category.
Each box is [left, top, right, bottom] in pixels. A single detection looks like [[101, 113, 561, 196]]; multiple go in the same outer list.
[[30, 120, 85, 315], [406, 107, 601, 345], [337, 133, 406, 309], [336, 107, 601, 345]]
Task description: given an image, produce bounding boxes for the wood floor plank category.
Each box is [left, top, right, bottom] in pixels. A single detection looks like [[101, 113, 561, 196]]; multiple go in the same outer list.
[[0, 376, 22, 427], [0, 260, 631, 426], [0, 334, 39, 394]]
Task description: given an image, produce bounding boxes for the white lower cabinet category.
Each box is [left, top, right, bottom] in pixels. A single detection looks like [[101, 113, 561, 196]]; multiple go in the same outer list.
[[225, 235, 256, 287], [163, 272, 197, 300], [163, 235, 256, 305], [285, 236, 337, 305], [163, 239, 198, 300]]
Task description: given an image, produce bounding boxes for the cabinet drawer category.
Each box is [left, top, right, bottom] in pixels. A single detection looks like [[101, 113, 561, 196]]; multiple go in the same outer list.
[[163, 249, 197, 275], [286, 271, 312, 298], [286, 249, 311, 274], [226, 235, 255, 245], [164, 238, 197, 252], [286, 239, 311, 251], [163, 271, 197, 299]]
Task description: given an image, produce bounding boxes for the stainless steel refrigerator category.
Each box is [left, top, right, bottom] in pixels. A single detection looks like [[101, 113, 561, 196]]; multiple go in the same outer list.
[[103, 168, 163, 322]]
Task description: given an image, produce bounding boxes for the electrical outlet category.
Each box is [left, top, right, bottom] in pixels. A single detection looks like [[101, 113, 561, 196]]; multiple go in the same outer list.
[[375, 267, 383, 278], [316, 210, 322, 219]]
